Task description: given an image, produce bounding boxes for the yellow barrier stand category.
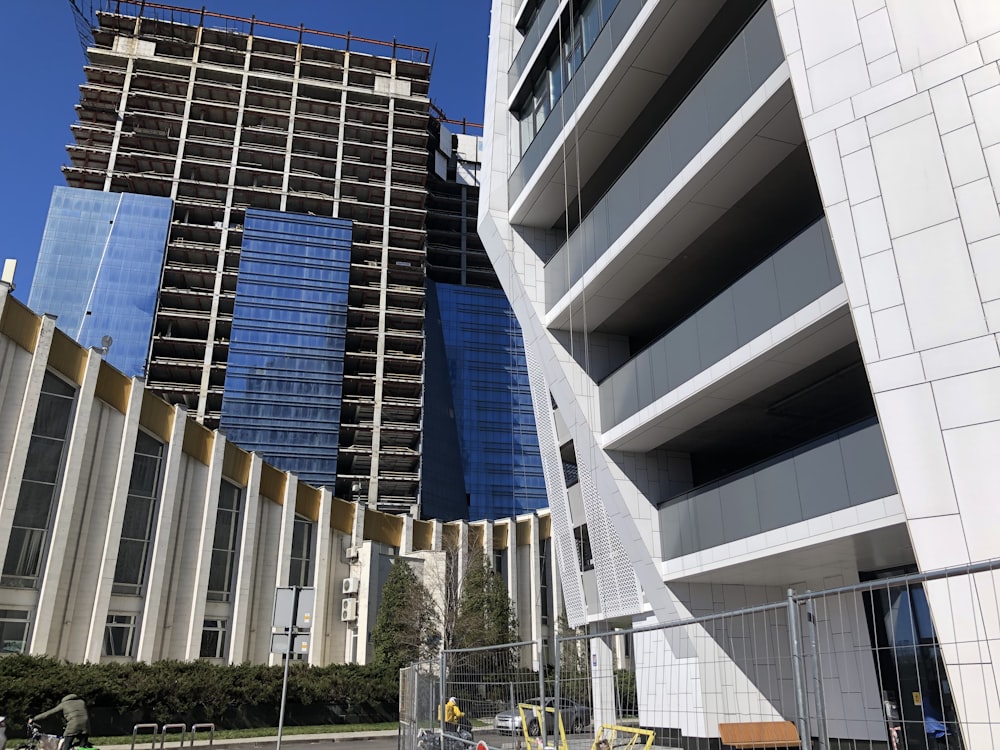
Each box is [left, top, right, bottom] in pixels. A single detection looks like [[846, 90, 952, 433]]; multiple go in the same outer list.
[[590, 724, 655, 750]]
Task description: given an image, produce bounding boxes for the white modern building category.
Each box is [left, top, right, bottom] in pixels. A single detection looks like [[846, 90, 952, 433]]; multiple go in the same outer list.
[[0, 285, 561, 667], [480, 0, 1000, 746]]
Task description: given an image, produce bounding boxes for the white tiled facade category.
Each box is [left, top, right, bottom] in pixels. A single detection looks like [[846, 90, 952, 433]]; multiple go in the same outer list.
[[481, 0, 1000, 744], [0, 287, 561, 667]]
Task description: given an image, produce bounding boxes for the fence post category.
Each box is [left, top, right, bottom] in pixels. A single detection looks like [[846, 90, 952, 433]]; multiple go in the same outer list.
[[786, 589, 810, 750], [804, 595, 830, 750], [439, 650, 447, 738], [537, 635, 547, 744], [554, 632, 561, 747]]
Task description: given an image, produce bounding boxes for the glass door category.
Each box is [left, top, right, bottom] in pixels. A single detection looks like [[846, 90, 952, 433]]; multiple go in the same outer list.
[[862, 567, 963, 749]]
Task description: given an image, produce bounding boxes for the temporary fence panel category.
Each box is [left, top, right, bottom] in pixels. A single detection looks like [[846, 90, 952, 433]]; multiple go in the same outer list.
[[400, 660, 445, 750], [402, 560, 1000, 750], [557, 600, 798, 750], [443, 640, 545, 740], [795, 561, 1000, 750]]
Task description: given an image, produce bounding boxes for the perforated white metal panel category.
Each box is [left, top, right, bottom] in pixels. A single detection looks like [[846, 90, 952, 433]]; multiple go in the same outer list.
[[523, 345, 587, 627], [576, 447, 642, 617]]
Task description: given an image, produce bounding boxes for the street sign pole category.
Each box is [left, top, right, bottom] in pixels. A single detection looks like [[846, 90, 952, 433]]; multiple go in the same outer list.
[[272, 587, 313, 750], [277, 621, 293, 750]]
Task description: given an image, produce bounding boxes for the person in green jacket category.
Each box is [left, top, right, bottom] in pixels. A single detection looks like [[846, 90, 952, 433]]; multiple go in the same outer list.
[[34, 695, 89, 750]]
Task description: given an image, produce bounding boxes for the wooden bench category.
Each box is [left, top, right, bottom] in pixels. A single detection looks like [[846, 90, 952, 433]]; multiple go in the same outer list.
[[719, 721, 800, 749]]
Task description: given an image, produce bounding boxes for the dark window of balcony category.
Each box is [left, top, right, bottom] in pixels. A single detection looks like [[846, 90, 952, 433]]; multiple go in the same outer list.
[[574, 524, 593, 572]]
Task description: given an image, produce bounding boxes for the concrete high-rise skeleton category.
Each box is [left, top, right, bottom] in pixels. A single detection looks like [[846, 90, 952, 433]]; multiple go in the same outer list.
[[31, 2, 433, 511]]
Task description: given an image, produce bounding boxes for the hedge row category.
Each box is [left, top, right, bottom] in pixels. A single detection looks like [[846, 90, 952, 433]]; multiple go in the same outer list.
[[0, 655, 398, 735]]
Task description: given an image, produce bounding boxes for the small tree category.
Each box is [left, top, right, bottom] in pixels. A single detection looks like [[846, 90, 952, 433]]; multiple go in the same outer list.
[[453, 550, 518, 650], [370, 558, 439, 671]]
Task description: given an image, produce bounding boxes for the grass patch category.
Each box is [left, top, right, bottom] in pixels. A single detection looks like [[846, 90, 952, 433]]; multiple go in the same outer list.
[[89, 723, 398, 746]]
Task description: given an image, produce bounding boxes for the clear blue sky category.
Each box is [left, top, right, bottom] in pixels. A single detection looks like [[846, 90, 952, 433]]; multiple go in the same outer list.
[[0, 0, 490, 299]]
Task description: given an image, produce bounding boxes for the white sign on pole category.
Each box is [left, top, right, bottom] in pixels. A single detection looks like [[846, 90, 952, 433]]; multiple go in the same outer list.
[[296, 588, 315, 630], [273, 587, 296, 630], [271, 633, 291, 655]]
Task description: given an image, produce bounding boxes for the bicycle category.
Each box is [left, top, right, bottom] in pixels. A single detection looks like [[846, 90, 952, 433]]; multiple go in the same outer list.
[[15, 720, 61, 750]]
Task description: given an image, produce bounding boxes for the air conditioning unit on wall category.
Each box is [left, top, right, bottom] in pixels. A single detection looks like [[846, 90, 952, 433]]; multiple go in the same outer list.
[[342, 576, 360, 594], [341, 598, 358, 622]]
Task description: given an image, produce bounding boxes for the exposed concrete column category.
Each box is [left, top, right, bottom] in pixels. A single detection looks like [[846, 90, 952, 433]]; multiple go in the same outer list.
[[482, 522, 494, 566], [102, 56, 137, 192], [197, 34, 253, 421], [431, 520, 443, 551], [456, 522, 469, 584], [274, 474, 298, 586], [229, 453, 263, 663], [527, 514, 543, 669], [310, 487, 334, 666], [351, 500, 366, 548], [169, 24, 203, 199], [332, 53, 350, 215], [0, 315, 57, 565], [266, 474, 298, 668], [183, 432, 227, 660], [503, 519, 519, 613], [368, 67, 397, 508], [136, 406, 189, 663], [279, 34, 302, 211], [31, 349, 103, 655], [84, 377, 146, 663], [400, 514, 414, 554]]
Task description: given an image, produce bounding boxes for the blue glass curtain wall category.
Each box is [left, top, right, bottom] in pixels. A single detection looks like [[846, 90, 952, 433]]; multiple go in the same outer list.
[[431, 281, 547, 520], [219, 210, 352, 489], [28, 187, 173, 376]]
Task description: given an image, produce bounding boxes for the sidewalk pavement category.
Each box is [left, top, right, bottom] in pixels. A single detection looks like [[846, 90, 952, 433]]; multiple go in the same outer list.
[[102, 729, 399, 750]]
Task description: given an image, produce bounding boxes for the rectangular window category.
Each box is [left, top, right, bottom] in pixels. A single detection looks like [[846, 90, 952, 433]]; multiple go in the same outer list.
[[113, 431, 166, 595], [0, 609, 30, 654], [2, 372, 76, 588], [199, 618, 227, 659], [288, 516, 314, 588], [103, 614, 137, 657], [207, 481, 242, 602]]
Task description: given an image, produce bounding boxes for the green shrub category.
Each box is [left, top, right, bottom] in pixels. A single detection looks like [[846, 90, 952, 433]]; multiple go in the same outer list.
[[0, 655, 398, 735]]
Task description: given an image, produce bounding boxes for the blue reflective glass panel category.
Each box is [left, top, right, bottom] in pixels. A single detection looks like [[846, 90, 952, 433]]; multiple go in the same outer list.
[[219, 209, 352, 489], [432, 282, 547, 519], [28, 187, 172, 376]]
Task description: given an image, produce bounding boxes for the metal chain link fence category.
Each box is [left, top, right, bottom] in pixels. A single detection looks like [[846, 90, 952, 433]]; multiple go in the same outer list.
[[401, 560, 1000, 750]]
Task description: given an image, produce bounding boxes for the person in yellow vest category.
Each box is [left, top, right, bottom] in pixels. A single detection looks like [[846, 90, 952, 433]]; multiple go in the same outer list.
[[444, 696, 464, 733]]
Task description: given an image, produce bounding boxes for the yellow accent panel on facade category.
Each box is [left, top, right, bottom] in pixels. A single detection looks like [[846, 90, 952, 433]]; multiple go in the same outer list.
[[329, 496, 355, 534], [222, 442, 252, 485], [516, 518, 532, 546], [94, 361, 131, 413], [364, 508, 403, 547], [469, 524, 485, 552], [296, 482, 321, 521], [443, 523, 460, 550], [182, 420, 214, 465], [260, 463, 286, 504], [138, 390, 175, 441], [412, 519, 434, 550], [493, 523, 509, 550], [48, 329, 88, 384], [539, 515, 551, 539], [0, 296, 40, 353]]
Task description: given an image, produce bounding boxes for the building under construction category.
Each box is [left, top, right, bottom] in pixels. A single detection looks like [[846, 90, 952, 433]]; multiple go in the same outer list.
[[31, 2, 433, 512]]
